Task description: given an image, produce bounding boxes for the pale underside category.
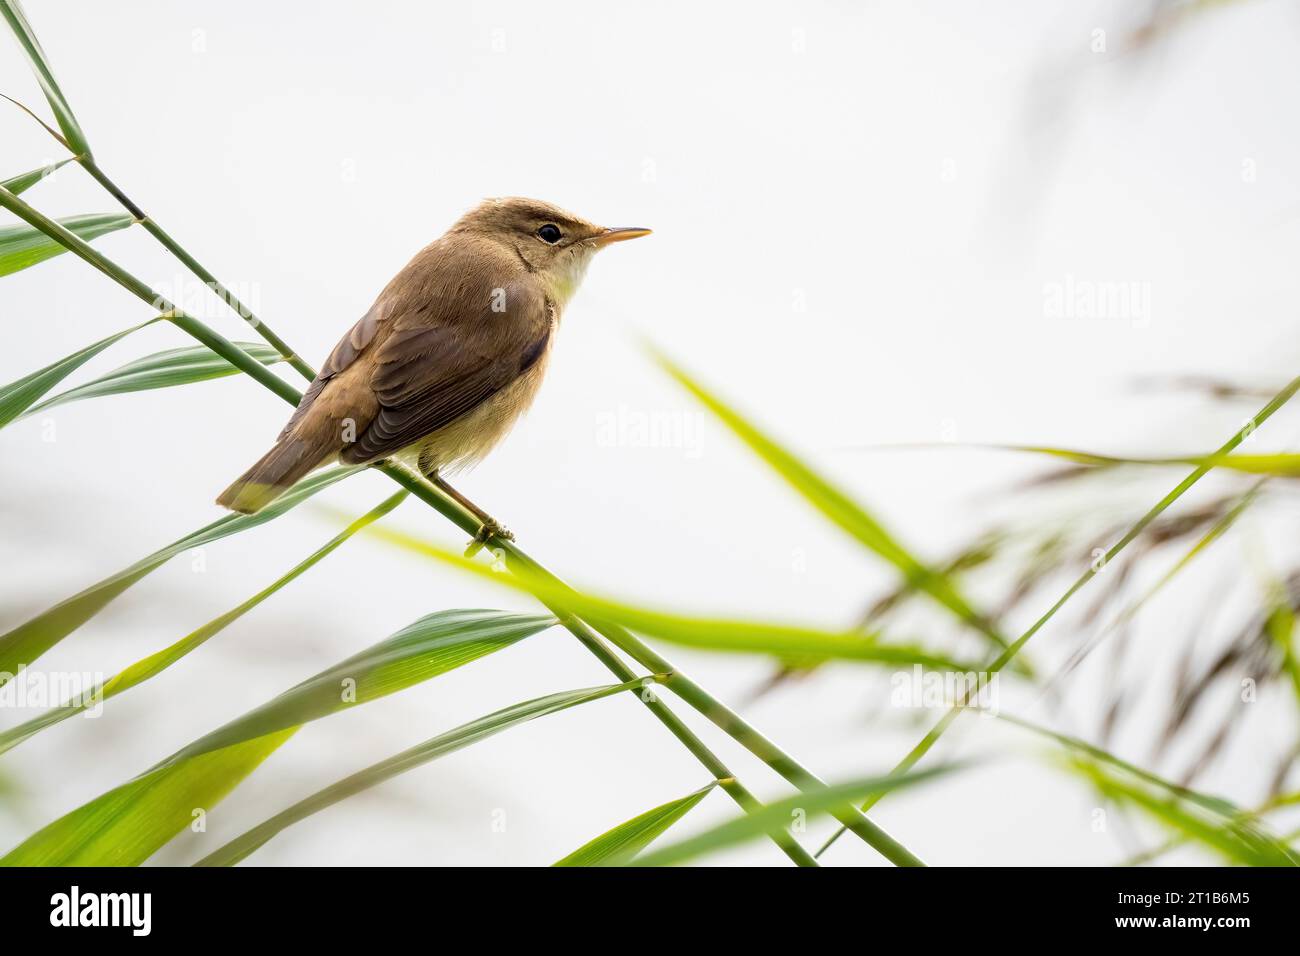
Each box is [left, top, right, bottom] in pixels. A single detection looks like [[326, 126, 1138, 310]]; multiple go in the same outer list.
[[391, 344, 553, 478]]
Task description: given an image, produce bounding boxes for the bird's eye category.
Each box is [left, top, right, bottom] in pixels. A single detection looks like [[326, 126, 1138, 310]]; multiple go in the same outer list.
[[537, 224, 562, 244]]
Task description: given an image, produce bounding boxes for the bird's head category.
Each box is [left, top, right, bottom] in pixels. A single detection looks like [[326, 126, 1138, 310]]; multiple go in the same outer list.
[[453, 197, 650, 306]]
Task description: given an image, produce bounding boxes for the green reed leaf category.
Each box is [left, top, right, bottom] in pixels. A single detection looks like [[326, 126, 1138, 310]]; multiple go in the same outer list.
[[631, 766, 957, 867], [922, 442, 1300, 478], [0, 213, 132, 277], [198, 681, 631, 866], [168, 608, 557, 763], [0, 492, 408, 755], [0, 319, 155, 428], [0, 0, 92, 155], [0, 466, 361, 680], [999, 713, 1242, 817], [1069, 759, 1298, 867], [819, 375, 1300, 860], [1, 158, 71, 196], [356, 521, 983, 672], [22, 342, 284, 418], [2, 732, 299, 867], [0, 609, 556, 866], [652, 349, 1013, 658], [1264, 597, 1300, 707], [555, 783, 716, 866]]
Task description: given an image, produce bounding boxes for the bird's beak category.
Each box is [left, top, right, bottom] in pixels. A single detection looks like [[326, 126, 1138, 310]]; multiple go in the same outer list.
[[592, 226, 652, 247]]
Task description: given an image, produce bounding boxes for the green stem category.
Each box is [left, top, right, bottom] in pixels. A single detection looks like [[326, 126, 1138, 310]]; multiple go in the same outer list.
[[387, 460, 918, 863], [381, 466, 830, 864], [815, 371, 1300, 858], [542, 610, 818, 866], [0, 185, 301, 404], [0, 183, 829, 866], [494, 544, 923, 866], [78, 159, 317, 382], [0, 490, 409, 755]]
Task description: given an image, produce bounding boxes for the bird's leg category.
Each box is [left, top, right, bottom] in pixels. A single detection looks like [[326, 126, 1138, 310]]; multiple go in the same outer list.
[[424, 470, 514, 555]]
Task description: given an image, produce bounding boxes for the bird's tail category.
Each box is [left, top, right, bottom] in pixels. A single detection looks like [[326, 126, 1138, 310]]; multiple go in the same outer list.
[[216, 436, 330, 514]]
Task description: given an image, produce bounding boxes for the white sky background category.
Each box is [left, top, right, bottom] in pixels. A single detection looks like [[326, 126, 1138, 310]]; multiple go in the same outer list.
[[2, 0, 1299, 865]]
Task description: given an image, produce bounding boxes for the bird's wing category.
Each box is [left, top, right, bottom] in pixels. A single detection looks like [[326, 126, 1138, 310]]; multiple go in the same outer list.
[[274, 237, 552, 465], [337, 273, 552, 464], [274, 300, 389, 442]]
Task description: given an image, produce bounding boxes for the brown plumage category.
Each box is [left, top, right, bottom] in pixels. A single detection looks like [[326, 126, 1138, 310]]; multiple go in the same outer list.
[[217, 198, 649, 515]]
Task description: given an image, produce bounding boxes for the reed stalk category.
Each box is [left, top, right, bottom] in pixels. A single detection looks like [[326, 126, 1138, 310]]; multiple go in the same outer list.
[[814, 370, 1300, 857], [0, 181, 847, 866]]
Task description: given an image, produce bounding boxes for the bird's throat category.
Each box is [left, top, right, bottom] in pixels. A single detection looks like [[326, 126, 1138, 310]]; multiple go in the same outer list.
[[542, 248, 595, 310]]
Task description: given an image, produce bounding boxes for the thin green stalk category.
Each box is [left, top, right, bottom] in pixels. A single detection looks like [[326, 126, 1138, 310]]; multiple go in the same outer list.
[[370, 475, 920, 863], [0, 94, 313, 381], [77, 159, 316, 381], [382, 467, 837, 864], [1038, 480, 1265, 700], [530, 608, 818, 867], [0, 186, 833, 867], [0, 490, 408, 754], [386, 472, 823, 863], [0, 186, 300, 405], [816, 371, 1300, 858], [489, 543, 923, 866]]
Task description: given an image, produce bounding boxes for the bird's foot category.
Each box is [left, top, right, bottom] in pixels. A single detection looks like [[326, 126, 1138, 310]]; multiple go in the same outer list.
[[464, 518, 514, 557]]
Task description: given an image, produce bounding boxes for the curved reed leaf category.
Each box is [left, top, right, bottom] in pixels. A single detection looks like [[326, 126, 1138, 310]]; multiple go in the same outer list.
[[630, 765, 956, 867], [1265, 598, 1300, 705], [21, 342, 284, 418], [1, 731, 298, 868], [554, 783, 716, 866], [999, 713, 1242, 817], [0, 466, 361, 681], [651, 350, 1013, 658], [1, 158, 71, 196], [1122, 790, 1300, 866], [1068, 759, 1298, 867], [1188, 453, 1300, 475], [355, 521, 983, 671], [168, 608, 557, 764], [0, 319, 155, 428], [0, 0, 91, 155], [819, 372, 1300, 859], [0, 609, 556, 866], [930, 442, 1300, 478], [0, 492, 408, 756], [0, 213, 132, 277], [197, 681, 632, 867]]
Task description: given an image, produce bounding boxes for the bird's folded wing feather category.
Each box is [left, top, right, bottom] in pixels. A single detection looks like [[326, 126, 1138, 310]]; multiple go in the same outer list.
[[278, 254, 552, 465], [341, 307, 550, 464]]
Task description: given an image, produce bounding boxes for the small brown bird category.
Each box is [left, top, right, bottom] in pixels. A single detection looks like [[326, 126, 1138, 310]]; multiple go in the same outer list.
[[216, 197, 650, 536]]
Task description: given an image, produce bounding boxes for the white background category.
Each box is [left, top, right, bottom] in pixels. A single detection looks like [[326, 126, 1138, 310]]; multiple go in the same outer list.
[[2, 0, 1299, 865]]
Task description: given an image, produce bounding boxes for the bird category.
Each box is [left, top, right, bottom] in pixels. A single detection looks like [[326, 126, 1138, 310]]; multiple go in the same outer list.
[[216, 197, 650, 541]]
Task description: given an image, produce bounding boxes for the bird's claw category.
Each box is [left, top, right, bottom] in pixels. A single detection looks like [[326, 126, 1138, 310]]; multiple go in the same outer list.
[[464, 519, 513, 557]]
